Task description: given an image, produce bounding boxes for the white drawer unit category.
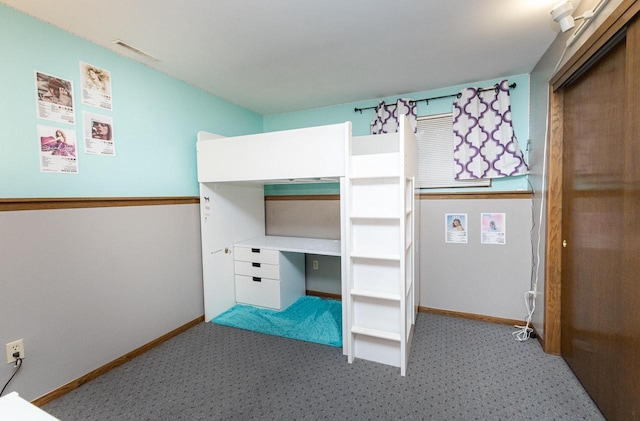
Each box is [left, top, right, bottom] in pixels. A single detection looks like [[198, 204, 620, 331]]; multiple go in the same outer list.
[[234, 246, 279, 265], [234, 260, 280, 279], [234, 274, 281, 309], [233, 245, 305, 310]]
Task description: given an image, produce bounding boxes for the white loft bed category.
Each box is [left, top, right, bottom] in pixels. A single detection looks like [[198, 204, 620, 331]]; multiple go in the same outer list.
[[197, 123, 348, 183], [196, 116, 418, 375]]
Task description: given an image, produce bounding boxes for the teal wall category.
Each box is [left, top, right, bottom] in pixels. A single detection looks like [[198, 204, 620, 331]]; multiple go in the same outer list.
[[0, 4, 262, 198], [264, 74, 531, 195], [1, 3, 531, 199]]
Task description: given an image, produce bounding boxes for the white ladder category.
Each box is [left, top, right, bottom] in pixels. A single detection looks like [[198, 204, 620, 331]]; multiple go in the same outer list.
[[344, 117, 416, 376]]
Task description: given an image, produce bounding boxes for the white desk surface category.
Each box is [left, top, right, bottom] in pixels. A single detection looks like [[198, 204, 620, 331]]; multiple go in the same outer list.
[[235, 236, 341, 256], [0, 392, 60, 420]]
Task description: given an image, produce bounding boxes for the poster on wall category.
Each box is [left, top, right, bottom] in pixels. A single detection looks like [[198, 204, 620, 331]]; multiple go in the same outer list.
[[35, 72, 75, 124], [445, 213, 467, 244], [37, 125, 78, 173], [82, 111, 115, 156], [80, 62, 112, 110], [481, 213, 506, 245]]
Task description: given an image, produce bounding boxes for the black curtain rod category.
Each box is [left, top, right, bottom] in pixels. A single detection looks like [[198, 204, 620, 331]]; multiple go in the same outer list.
[[353, 82, 517, 114]]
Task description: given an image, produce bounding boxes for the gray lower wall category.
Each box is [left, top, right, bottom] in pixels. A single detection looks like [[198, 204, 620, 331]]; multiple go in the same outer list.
[[419, 198, 532, 320], [0, 204, 204, 401], [1, 197, 531, 402], [266, 197, 532, 320]]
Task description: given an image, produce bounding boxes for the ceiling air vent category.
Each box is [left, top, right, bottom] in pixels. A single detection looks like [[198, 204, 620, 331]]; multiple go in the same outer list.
[[112, 39, 159, 62]]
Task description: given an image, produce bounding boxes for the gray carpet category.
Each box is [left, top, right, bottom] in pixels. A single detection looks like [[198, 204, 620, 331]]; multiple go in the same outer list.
[[43, 313, 604, 420]]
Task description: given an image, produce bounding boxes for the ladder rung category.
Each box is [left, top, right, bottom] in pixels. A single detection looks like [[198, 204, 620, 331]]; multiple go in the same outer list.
[[350, 253, 401, 261], [351, 326, 401, 342], [349, 175, 400, 181], [351, 289, 401, 301], [350, 215, 400, 221]]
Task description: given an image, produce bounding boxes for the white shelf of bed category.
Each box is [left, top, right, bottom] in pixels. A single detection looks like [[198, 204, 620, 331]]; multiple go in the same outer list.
[[196, 123, 348, 183]]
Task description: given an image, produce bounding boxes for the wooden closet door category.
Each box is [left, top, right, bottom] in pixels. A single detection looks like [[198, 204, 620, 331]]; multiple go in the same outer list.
[[561, 18, 640, 420], [620, 17, 640, 419]]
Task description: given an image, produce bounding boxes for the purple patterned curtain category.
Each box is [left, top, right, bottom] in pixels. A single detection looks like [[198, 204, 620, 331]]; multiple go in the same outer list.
[[452, 80, 528, 179], [370, 98, 417, 134]]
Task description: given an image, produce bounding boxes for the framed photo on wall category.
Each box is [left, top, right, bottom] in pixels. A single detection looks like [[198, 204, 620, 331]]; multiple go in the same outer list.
[[481, 213, 506, 245], [445, 213, 467, 244]]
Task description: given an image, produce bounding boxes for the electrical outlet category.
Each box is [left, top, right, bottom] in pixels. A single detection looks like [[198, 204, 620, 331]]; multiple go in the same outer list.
[[6, 339, 24, 364], [312, 260, 319, 270]]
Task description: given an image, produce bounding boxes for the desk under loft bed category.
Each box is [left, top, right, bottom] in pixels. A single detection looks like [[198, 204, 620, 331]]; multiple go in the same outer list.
[[196, 116, 418, 375]]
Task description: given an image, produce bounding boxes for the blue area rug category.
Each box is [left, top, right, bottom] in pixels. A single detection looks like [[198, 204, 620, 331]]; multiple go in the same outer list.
[[213, 296, 342, 347]]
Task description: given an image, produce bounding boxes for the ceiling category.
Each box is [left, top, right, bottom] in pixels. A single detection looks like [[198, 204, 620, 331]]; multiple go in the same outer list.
[[3, 0, 566, 115]]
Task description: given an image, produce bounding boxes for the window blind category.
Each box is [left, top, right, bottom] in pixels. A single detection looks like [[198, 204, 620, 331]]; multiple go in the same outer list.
[[416, 113, 490, 189]]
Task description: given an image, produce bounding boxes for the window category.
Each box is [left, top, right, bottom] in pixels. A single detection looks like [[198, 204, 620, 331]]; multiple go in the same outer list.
[[416, 113, 490, 189]]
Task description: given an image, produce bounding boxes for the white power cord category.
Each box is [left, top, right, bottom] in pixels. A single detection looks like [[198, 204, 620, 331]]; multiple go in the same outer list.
[[513, 151, 546, 340], [513, 70, 554, 342], [513, 22, 580, 341], [513, 291, 536, 341]]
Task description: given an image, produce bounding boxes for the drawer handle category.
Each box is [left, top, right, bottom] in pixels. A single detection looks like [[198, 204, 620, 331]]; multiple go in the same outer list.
[[251, 248, 260, 253], [252, 277, 262, 282], [252, 262, 261, 268]]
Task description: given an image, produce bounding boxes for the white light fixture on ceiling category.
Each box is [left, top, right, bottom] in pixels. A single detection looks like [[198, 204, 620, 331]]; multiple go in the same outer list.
[[551, 0, 611, 46], [551, 1, 576, 32]]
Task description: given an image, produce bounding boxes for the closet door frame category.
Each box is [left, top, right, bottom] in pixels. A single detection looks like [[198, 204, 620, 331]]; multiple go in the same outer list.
[[544, 0, 640, 355]]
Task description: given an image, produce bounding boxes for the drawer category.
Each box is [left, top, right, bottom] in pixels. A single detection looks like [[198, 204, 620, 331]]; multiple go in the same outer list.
[[234, 246, 279, 264], [234, 261, 279, 279], [235, 274, 281, 309]]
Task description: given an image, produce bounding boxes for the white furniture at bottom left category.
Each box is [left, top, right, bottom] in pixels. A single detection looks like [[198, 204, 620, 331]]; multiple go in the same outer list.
[[0, 392, 60, 420]]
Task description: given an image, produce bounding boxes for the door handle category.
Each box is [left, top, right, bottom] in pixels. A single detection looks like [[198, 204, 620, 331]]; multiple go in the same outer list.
[[562, 240, 567, 248]]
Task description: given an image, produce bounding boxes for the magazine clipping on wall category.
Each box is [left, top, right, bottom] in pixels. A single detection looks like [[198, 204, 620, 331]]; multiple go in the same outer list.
[[481, 213, 506, 245], [83, 111, 115, 156], [445, 213, 468, 244], [35, 72, 75, 125], [37, 125, 78, 173], [80, 62, 112, 110]]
